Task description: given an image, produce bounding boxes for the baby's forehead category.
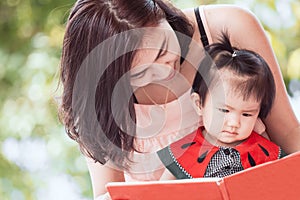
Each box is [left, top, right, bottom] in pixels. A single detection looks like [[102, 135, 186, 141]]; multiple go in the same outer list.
[[209, 69, 258, 97], [216, 67, 245, 80], [212, 67, 249, 85], [209, 82, 261, 106]]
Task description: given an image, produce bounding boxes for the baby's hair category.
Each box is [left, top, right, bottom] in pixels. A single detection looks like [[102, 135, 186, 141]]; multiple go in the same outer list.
[[192, 32, 275, 118]]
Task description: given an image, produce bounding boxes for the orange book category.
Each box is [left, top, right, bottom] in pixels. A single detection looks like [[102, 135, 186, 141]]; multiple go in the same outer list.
[[106, 151, 300, 200]]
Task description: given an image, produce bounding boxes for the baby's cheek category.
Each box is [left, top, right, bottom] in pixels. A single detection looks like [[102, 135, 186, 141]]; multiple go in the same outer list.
[[205, 114, 224, 134]]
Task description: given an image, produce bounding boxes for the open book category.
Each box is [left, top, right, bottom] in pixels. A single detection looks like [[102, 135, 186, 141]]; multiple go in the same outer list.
[[106, 151, 300, 200]]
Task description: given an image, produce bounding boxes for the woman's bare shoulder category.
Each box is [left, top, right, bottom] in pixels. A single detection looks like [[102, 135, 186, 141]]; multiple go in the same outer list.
[[183, 4, 259, 43], [183, 4, 254, 22], [86, 158, 125, 197]]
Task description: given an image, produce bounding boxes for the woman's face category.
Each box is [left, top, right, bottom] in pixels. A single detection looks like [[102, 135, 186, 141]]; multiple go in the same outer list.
[[130, 20, 181, 88]]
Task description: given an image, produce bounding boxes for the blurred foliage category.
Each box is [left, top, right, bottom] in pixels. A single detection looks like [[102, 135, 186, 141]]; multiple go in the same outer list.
[[0, 0, 91, 199], [0, 0, 299, 199]]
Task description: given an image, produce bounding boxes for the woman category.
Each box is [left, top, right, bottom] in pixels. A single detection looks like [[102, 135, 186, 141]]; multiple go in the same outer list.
[[59, 0, 300, 199]]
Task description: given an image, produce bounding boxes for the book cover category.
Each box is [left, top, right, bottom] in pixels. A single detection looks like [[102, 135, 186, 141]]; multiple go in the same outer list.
[[106, 151, 300, 200]]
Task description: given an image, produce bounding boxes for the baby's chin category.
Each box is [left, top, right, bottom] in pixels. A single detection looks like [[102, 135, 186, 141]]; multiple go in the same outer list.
[[215, 136, 243, 147]]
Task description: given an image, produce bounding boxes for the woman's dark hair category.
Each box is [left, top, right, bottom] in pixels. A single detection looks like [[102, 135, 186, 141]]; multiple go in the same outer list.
[[59, 0, 193, 169], [192, 32, 275, 119]]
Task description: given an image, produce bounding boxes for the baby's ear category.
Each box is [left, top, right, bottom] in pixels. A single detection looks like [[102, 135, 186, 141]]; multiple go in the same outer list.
[[190, 92, 202, 115]]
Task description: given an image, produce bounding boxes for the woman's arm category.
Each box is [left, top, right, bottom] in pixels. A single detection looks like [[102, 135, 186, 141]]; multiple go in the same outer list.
[[86, 158, 125, 199], [184, 5, 300, 153]]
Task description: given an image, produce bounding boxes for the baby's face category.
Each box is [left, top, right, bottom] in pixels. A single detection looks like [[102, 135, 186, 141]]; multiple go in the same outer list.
[[196, 77, 261, 147]]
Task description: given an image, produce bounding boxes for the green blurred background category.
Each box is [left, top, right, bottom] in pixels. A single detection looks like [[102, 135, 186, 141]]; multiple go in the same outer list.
[[0, 0, 299, 199]]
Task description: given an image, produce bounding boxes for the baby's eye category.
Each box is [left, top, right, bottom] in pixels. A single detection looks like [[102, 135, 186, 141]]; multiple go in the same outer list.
[[218, 108, 229, 113], [242, 113, 253, 117]]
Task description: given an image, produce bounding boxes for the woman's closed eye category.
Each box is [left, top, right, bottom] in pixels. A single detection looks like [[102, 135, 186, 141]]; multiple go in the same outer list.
[[156, 48, 168, 59], [155, 38, 168, 60], [131, 69, 147, 79]]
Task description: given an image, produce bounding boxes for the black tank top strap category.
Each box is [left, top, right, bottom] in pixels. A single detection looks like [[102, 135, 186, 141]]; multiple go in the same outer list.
[[194, 7, 209, 47]]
